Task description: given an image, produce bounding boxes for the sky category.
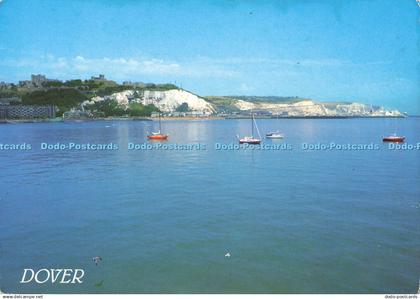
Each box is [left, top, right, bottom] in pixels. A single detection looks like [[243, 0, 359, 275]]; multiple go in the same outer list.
[[0, 0, 419, 113]]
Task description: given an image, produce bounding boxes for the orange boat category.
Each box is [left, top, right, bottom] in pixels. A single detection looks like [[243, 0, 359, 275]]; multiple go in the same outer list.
[[147, 113, 168, 140], [148, 132, 168, 140]]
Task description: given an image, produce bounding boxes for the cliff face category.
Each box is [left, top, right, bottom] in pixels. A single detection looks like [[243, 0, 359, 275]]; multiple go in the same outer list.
[[233, 99, 403, 117], [84, 89, 215, 115], [83, 89, 403, 117], [141, 90, 215, 114]]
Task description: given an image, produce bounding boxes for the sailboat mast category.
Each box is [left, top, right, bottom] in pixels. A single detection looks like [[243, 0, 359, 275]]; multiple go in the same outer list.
[[253, 114, 261, 139], [251, 113, 254, 137], [159, 113, 162, 133]]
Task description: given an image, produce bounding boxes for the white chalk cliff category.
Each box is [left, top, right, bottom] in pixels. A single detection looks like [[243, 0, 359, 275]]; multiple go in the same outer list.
[[234, 99, 403, 117], [83, 89, 215, 115], [83, 89, 403, 117]]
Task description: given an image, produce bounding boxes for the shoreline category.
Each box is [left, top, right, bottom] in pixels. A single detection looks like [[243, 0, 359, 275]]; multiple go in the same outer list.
[[0, 115, 410, 124]]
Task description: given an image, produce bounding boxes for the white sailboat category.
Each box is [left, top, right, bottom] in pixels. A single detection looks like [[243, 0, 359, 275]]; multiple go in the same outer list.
[[237, 113, 261, 144], [266, 131, 284, 139]]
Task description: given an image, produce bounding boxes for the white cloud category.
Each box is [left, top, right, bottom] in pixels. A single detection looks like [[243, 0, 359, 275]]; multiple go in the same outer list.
[[2, 54, 238, 80], [239, 83, 253, 92], [49, 55, 182, 76], [191, 56, 391, 68], [0, 53, 392, 83]]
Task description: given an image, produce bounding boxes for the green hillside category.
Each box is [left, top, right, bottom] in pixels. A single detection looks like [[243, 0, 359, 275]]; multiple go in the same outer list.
[[21, 88, 88, 116]]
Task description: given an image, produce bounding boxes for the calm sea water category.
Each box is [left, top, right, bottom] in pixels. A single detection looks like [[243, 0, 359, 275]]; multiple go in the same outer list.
[[0, 118, 419, 294]]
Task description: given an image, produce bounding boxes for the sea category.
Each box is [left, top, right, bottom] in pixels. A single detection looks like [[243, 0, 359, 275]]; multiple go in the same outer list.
[[0, 117, 419, 294]]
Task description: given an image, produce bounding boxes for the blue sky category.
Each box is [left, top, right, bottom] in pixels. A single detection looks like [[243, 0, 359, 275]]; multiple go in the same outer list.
[[0, 0, 419, 113]]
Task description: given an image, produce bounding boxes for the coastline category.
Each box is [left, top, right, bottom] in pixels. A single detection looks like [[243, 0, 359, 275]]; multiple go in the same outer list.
[[0, 115, 409, 124], [0, 115, 408, 125]]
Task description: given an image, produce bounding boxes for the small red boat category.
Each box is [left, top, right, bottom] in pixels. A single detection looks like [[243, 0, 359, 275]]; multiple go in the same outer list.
[[147, 132, 168, 140], [147, 113, 168, 140], [382, 134, 405, 143]]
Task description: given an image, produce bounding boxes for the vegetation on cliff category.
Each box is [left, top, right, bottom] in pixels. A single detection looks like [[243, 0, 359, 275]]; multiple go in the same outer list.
[[84, 100, 159, 117], [21, 89, 88, 116], [4, 79, 178, 116]]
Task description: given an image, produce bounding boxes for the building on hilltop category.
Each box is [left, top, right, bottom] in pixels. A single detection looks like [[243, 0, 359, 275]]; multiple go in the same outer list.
[[18, 80, 32, 88], [0, 81, 13, 89], [18, 74, 61, 88], [91, 74, 106, 81], [31, 74, 47, 87]]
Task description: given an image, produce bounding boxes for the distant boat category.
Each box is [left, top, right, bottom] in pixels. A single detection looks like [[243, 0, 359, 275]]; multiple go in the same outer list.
[[266, 131, 284, 139], [382, 134, 405, 143], [383, 117, 405, 142], [237, 113, 261, 144], [147, 113, 168, 140], [417, 279, 420, 294]]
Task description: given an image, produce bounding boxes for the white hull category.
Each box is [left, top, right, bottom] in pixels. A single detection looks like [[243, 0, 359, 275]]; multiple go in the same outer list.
[[266, 134, 283, 139]]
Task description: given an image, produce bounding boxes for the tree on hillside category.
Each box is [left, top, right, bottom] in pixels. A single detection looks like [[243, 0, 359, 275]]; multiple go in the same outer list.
[[87, 99, 126, 117], [64, 80, 83, 87], [129, 103, 159, 117], [176, 102, 189, 112]]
